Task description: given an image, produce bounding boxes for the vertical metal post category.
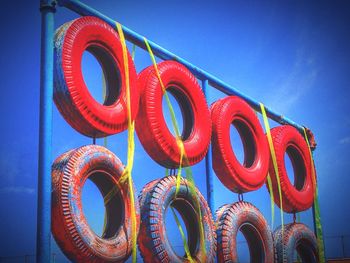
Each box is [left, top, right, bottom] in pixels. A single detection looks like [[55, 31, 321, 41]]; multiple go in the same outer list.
[[37, 1, 56, 262], [341, 235, 345, 258], [202, 79, 214, 213]]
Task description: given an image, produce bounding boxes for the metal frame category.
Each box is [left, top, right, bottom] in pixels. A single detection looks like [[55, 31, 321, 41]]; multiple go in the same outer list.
[[38, 0, 318, 262]]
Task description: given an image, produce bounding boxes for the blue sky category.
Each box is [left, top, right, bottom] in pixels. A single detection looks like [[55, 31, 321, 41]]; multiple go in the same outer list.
[[1, 0, 350, 261]]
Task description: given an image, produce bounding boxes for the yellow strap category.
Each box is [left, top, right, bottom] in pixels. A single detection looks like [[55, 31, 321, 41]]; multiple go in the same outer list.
[[143, 37, 185, 194], [116, 22, 137, 263], [144, 37, 206, 256], [184, 167, 206, 254], [143, 38, 182, 139], [255, 111, 275, 228], [303, 128, 325, 263], [170, 207, 194, 262], [175, 138, 185, 195], [259, 103, 284, 232]]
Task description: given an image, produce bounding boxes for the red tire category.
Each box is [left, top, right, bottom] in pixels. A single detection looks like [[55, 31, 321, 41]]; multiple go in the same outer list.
[[274, 223, 318, 263], [54, 16, 139, 138], [135, 61, 211, 168], [215, 202, 274, 263], [267, 125, 314, 212], [211, 96, 270, 193], [51, 145, 140, 262], [138, 176, 216, 262]]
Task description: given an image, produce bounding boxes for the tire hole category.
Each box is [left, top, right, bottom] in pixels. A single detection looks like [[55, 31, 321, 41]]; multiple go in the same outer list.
[[164, 198, 199, 259], [81, 46, 121, 107], [296, 241, 318, 263], [82, 171, 124, 239], [162, 86, 194, 141], [284, 145, 306, 191], [82, 177, 105, 237], [240, 223, 264, 262], [230, 119, 256, 168], [237, 230, 250, 263]]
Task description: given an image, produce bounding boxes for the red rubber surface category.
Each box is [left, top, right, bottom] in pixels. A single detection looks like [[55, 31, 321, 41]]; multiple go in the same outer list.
[[267, 125, 314, 212], [54, 16, 138, 138], [215, 201, 274, 263], [138, 176, 216, 262], [211, 96, 270, 193], [274, 223, 318, 263], [51, 145, 140, 262], [135, 61, 211, 168]]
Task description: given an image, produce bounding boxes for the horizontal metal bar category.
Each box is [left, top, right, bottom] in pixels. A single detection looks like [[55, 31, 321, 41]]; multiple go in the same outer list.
[[57, 0, 306, 133]]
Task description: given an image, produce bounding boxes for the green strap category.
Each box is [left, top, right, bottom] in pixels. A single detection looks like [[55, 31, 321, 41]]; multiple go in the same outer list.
[[266, 173, 275, 229], [303, 128, 325, 263], [144, 37, 206, 256], [131, 44, 136, 61], [170, 207, 194, 262]]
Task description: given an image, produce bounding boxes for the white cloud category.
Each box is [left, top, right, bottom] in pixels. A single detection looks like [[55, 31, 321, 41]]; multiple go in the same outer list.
[[0, 186, 35, 195], [339, 137, 350, 145], [266, 48, 318, 114]]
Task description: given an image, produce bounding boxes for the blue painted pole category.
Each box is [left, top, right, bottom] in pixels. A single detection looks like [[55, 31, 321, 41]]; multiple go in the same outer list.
[[37, 1, 56, 262], [57, 0, 306, 134], [202, 80, 215, 213]]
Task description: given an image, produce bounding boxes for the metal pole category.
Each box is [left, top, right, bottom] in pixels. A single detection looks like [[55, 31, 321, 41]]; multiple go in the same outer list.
[[202, 80, 215, 213], [37, 1, 56, 262], [57, 0, 305, 134]]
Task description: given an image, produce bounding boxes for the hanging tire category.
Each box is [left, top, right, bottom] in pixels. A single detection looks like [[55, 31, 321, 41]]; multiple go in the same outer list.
[[267, 125, 314, 212], [215, 201, 274, 263], [51, 145, 140, 262], [274, 223, 318, 263], [54, 16, 139, 138], [211, 96, 270, 193], [135, 61, 211, 168], [138, 175, 216, 262]]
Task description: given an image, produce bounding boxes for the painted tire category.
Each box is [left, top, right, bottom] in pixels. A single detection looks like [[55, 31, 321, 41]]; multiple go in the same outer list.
[[215, 201, 274, 263], [267, 125, 314, 212], [274, 223, 318, 263], [138, 176, 216, 262], [211, 96, 270, 193], [135, 61, 211, 168], [54, 16, 138, 138], [51, 145, 140, 262]]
